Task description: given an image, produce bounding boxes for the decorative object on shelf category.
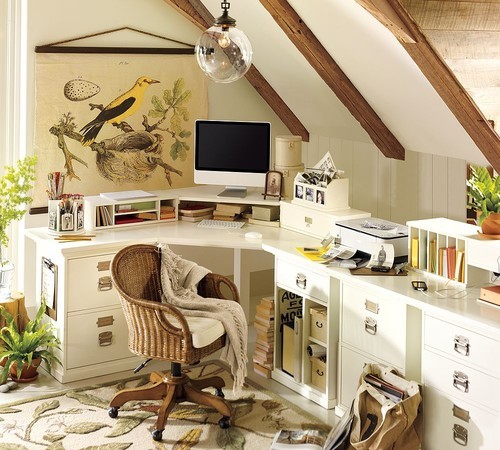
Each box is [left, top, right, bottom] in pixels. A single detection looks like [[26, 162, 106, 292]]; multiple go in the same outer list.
[[479, 212, 500, 237], [0, 298, 61, 384], [195, 0, 253, 83], [467, 164, 500, 227], [263, 170, 283, 200], [0, 156, 37, 301], [47, 190, 85, 236]]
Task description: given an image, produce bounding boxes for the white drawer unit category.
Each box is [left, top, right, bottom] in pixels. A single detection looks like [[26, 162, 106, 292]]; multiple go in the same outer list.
[[342, 283, 407, 369], [423, 385, 500, 450], [67, 253, 118, 312], [425, 315, 500, 377], [276, 258, 330, 303]]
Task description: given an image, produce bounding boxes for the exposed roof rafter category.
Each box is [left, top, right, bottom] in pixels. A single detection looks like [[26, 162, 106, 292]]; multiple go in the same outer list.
[[356, 0, 500, 172], [163, 0, 310, 142], [260, 0, 406, 160]]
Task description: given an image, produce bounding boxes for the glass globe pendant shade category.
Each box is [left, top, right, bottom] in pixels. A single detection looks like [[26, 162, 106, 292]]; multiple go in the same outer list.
[[195, 16, 252, 83]]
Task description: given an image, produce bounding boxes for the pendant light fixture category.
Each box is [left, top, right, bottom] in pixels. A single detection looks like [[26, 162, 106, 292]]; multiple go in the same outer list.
[[195, 1, 253, 83]]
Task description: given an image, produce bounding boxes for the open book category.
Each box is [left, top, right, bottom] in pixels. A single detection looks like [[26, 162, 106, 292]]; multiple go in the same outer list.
[[271, 406, 354, 450]]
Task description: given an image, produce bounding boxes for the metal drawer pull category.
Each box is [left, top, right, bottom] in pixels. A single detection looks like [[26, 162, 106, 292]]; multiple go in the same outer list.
[[97, 260, 111, 271], [98, 331, 113, 347], [453, 371, 469, 393], [296, 273, 307, 289], [452, 424, 468, 446], [98, 276, 113, 291], [454, 335, 470, 356], [365, 299, 379, 314], [364, 317, 377, 335], [96, 315, 115, 327], [452, 404, 470, 423]]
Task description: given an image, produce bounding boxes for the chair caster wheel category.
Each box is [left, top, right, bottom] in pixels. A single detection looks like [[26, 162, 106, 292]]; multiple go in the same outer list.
[[218, 416, 231, 429], [152, 429, 163, 441], [108, 407, 119, 418], [215, 387, 225, 398]]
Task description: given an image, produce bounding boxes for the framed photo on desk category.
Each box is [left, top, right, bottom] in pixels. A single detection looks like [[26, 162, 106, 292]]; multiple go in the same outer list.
[[264, 170, 283, 200]]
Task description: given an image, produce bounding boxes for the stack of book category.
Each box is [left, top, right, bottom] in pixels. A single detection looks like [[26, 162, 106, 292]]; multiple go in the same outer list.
[[178, 204, 215, 222], [253, 296, 275, 378], [213, 203, 249, 221], [160, 204, 176, 220]]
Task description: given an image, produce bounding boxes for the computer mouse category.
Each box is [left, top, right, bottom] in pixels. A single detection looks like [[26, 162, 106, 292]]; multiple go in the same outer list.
[[245, 231, 263, 239]]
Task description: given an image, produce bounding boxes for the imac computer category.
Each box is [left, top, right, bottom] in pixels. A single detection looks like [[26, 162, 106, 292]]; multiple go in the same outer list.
[[194, 119, 271, 198]]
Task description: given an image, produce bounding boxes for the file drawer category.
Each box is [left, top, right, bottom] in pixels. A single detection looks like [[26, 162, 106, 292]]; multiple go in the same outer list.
[[424, 314, 500, 377], [423, 349, 499, 413], [67, 253, 118, 312], [310, 306, 327, 343], [342, 283, 406, 368], [423, 385, 499, 450], [276, 259, 329, 302], [66, 306, 131, 369]]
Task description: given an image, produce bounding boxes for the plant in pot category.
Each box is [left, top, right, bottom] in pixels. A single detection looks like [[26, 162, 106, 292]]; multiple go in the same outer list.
[[467, 164, 500, 234], [0, 298, 61, 383], [0, 156, 37, 301]]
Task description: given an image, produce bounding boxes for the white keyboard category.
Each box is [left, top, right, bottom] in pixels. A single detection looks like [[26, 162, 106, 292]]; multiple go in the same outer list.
[[197, 219, 245, 230]]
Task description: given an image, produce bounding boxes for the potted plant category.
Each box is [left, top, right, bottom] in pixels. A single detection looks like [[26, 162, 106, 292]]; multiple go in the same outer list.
[[0, 298, 61, 383], [467, 164, 500, 228], [0, 156, 37, 301]]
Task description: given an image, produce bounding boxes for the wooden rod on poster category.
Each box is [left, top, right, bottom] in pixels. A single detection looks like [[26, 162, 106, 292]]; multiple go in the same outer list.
[[35, 46, 194, 55]]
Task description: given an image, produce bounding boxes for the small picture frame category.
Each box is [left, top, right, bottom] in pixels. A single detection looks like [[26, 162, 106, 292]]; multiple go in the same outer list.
[[316, 188, 325, 205], [263, 170, 283, 200], [305, 187, 314, 202], [295, 184, 304, 199]]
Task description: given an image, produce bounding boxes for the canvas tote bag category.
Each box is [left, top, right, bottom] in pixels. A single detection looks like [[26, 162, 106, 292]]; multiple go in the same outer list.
[[348, 363, 422, 450]]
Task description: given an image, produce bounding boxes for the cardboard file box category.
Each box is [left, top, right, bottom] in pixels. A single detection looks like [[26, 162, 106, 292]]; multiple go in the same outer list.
[[311, 356, 327, 391], [252, 205, 280, 221], [310, 306, 327, 343]]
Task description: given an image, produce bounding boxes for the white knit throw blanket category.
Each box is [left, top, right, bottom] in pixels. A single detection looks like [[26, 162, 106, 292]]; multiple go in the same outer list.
[[159, 244, 248, 393]]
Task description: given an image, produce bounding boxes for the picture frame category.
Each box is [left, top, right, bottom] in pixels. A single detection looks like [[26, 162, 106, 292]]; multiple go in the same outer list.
[[263, 170, 283, 200]]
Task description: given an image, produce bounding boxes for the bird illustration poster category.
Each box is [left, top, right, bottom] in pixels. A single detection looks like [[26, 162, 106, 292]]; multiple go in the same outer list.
[[32, 52, 208, 208]]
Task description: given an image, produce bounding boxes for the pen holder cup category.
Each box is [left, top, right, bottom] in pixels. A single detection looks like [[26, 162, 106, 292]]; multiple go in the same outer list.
[[47, 198, 85, 235]]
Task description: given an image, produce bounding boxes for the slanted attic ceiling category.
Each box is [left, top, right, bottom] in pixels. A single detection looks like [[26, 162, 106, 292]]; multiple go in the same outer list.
[[165, 0, 498, 170]]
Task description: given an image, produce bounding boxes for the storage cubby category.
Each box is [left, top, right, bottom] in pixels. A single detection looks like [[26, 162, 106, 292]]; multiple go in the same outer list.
[[84, 191, 178, 230], [407, 218, 488, 286]]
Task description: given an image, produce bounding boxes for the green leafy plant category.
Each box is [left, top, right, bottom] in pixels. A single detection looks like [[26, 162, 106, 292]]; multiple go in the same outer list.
[[467, 165, 500, 225], [0, 156, 37, 249], [0, 298, 61, 383]]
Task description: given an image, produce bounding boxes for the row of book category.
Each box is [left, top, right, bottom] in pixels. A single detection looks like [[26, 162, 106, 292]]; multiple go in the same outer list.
[[178, 202, 280, 226], [411, 238, 465, 282], [253, 296, 275, 378], [98, 204, 176, 226]]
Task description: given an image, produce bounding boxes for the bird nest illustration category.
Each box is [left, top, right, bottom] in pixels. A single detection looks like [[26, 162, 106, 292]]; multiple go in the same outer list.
[[49, 77, 191, 186]]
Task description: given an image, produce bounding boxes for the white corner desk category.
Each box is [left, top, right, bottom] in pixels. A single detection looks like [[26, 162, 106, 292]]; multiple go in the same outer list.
[[26, 188, 500, 449]]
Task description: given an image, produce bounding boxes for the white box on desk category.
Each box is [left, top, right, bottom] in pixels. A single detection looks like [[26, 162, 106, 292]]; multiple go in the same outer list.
[[292, 178, 349, 211], [280, 201, 370, 239], [336, 218, 408, 258]]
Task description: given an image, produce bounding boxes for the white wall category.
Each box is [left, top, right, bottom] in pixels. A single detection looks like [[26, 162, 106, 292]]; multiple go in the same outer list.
[[3, 0, 467, 306]]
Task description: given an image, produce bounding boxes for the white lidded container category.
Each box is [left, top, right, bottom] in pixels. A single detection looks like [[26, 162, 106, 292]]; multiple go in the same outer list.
[[275, 135, 302, 167]]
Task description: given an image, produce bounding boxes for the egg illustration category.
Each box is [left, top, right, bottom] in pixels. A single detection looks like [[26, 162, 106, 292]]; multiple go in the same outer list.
[[64, 79, 100, 101]]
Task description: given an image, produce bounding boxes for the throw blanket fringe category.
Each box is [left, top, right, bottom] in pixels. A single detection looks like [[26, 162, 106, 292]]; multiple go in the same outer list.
[[158, 244, 248, 393]]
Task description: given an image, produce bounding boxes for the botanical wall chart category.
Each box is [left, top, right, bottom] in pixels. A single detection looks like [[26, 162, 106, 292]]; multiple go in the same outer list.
[[32, 52, 208, 208]]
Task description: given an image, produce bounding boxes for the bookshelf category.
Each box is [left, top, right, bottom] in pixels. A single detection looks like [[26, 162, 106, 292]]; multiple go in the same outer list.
[[84, 191, 178, 231], [407, 218, 488, 286]]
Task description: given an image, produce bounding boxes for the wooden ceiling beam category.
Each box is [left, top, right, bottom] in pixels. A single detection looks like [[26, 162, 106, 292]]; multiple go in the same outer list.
[[163, 0, 309, 142], [356, 0, 500, 172], [260, 0, 406, 160]]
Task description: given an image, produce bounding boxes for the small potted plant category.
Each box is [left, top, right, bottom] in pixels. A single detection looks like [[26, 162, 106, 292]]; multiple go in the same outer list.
[[0, 298, 61, 383], [467, 165, 500, 232]]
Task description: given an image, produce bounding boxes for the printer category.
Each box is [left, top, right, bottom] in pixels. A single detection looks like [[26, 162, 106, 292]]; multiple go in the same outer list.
[[335, 217, 408, 260]]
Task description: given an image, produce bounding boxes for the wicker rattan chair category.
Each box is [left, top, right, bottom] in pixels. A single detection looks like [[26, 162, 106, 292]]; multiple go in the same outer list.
[[108, 244, 239, 441]]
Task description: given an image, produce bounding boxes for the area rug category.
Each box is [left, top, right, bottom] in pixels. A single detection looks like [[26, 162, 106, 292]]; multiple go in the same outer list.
[[0, 362, 330, 449]]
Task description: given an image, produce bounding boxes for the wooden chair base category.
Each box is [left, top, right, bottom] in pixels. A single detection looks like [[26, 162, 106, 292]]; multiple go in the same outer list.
[[108, 369, 232, 439]]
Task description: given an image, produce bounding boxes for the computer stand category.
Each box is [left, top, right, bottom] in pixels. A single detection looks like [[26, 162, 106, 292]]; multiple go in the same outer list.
[[217, 186, 248, 198]]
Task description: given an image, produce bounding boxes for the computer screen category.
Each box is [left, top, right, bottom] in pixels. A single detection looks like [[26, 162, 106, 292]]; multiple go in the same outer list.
[[194, 120, 271, 198]]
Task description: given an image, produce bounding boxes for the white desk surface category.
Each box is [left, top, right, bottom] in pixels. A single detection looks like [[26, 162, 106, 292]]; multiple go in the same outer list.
[[26, 220, 500, 336]]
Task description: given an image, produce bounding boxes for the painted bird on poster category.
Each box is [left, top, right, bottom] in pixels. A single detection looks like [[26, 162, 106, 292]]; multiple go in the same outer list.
[[80, 76, 160, 146]]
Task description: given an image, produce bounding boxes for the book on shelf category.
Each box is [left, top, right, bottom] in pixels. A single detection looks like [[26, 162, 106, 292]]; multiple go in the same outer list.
[[179, 204, 215, 216], [215, 203, 248, 214], [446, 246, 456, 280], [253, 361, 272, 378], [455, 250, 465, 282], [248, 217, 280, 227], [256, 303, 274, 317], [160, 204, 176, 212], [137, 212, 157, 220], [115, 216, 144, 225], [478, 285, 500, 307], [160, 211, 176, 220], [252, 204, 280, 221], [438, 247, 447, 277], [411, 237, 419, 268], [213, 214, 240, 221], [180, 213, 213, 222], [429, 239, 437, 273]]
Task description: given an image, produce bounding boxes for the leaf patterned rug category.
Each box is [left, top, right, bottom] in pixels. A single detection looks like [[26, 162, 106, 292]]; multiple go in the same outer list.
[[0, 362, 330, 449]]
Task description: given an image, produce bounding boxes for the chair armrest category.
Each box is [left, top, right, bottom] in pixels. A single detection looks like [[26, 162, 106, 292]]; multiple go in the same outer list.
[[197, 273, 240, 303]]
